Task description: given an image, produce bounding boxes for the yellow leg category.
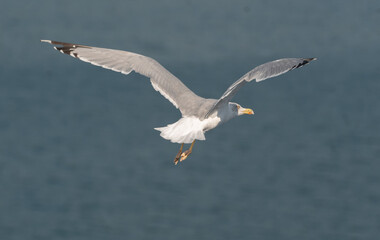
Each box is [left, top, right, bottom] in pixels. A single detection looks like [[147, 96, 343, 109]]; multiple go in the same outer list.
[[180, 140, 195, 162], [174, 143, 184, 165]]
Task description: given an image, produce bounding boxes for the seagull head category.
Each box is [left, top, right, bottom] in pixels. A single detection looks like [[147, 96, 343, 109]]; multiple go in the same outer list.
[[231, 103, 254, 116]]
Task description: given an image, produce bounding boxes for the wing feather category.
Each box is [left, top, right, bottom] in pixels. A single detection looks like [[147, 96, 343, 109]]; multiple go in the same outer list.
[[205, 58, 316, 117], [41, 40, 203, 115]]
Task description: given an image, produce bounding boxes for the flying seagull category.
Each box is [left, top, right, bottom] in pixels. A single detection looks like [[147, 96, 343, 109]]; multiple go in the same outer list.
[[41, 40, 315, 164]]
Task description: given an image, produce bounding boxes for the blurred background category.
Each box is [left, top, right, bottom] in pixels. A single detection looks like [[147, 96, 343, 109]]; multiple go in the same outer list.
[[1, 0, 380, 239]]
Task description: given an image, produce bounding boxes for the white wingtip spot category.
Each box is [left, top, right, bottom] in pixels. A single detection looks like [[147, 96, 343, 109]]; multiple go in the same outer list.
[[41, 39, 52, 43]]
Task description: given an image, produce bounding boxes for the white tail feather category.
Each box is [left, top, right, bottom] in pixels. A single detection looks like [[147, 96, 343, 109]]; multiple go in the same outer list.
[[154, 117, 206, 144]]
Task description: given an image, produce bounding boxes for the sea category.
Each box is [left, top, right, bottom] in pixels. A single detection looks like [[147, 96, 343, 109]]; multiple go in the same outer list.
[[1, 0, 380, 239]]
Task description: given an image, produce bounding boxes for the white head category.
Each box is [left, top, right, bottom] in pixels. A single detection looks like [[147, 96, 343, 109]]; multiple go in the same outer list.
[[230, 102, 254, 116]]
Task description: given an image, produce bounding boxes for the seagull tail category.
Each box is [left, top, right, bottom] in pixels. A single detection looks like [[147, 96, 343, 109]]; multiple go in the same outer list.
[[154, 117, 206, 144]]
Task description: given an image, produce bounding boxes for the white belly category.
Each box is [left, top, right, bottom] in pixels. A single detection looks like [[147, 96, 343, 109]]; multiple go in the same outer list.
[[201, 116, 222, 132]]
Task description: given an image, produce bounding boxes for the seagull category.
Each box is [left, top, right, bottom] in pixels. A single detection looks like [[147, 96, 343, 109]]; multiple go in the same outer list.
[[41, 40, 315, 164]]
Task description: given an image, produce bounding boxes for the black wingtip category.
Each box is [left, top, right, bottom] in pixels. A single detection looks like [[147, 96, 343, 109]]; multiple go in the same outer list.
[[292, 58, 317, 69], [41, 40, 91, 58], [293, 57, 317, 69]]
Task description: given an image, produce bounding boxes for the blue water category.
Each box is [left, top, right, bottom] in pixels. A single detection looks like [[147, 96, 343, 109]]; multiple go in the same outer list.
[[1, 0, 380, 239]]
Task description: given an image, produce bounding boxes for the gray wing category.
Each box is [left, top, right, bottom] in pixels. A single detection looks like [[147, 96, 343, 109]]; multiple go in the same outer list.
[[41, 40, 203, 115], [205, 58, 316, 117]]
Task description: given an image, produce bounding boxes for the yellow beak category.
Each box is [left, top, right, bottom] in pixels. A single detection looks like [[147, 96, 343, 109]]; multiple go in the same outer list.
[[242, 108, 254, 115]]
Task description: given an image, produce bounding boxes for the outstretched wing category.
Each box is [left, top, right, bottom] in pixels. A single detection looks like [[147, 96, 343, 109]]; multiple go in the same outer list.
[[41, 40, 203, 115], [205, 58, 316, 117]]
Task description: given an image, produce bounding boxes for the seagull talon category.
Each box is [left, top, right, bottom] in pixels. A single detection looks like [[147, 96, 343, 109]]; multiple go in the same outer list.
[[180, 150, 192, 162], [174, 143, 184, 165], [178, 140, 195, 162], [174, 154, 181, 165]]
